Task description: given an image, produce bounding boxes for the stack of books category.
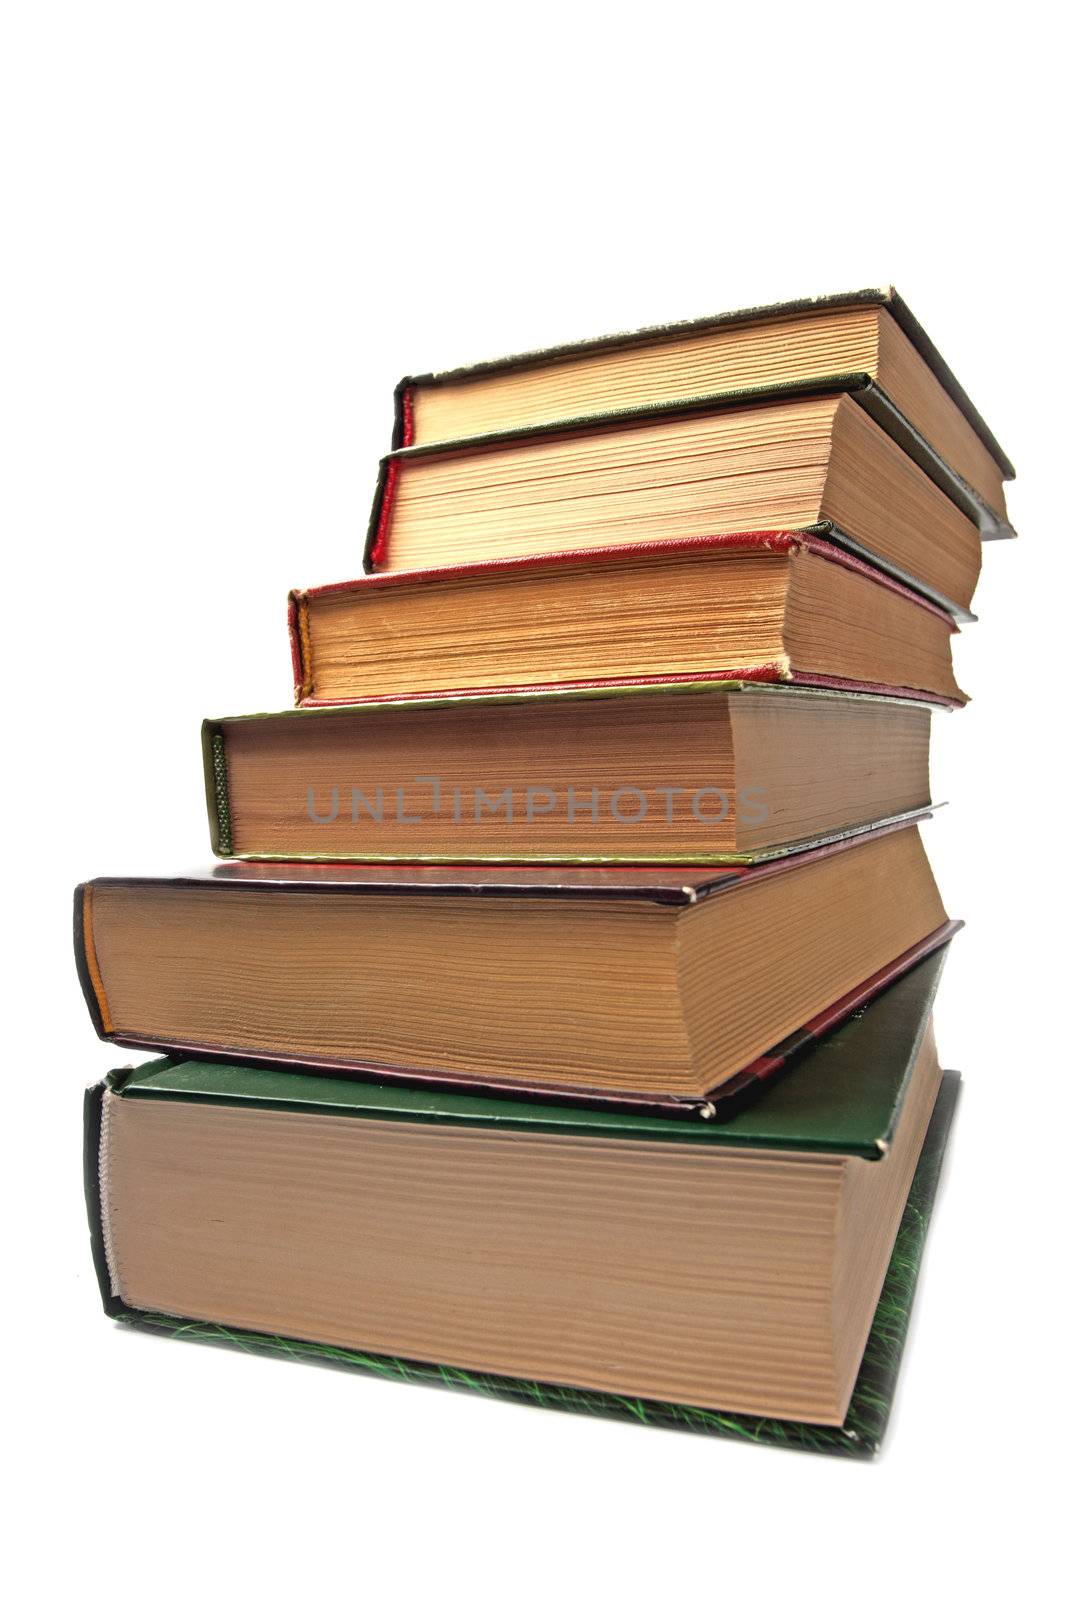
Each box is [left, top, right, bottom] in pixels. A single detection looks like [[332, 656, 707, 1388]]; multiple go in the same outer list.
[[78, 289, 1013, 1456]]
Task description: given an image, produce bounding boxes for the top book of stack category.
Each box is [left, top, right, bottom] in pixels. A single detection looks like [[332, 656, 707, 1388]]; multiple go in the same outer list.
[[367, 288, 1013, 621]]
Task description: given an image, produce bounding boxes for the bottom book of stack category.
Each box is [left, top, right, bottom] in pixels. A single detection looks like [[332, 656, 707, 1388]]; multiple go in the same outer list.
[[85, 949, 958, 1458]]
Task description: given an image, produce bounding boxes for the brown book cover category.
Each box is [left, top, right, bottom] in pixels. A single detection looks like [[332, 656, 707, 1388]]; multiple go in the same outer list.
[[290, 532, 966, 709], [74, 820, 959, 1120]]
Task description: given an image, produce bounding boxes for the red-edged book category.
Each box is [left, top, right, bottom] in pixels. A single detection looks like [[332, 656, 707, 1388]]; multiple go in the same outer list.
[[366, 377, 994, 619], [75, 819, 960, 1120], [386, 288, 1015, 549], [289, 532, 964, 709]]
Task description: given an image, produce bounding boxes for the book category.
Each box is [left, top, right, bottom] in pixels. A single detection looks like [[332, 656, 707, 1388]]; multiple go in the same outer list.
[[205, 682, 935, 865], [291, 533, 965, 708], [75, 821, 958, 1117], [369, 389, 984, 618], [393, 287, 1013, 537], [84, 943, 959, 1448]]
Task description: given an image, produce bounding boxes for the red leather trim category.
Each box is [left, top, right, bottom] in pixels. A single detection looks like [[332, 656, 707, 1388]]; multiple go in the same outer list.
[[302, 529, 957, 628], [312, 528, 802, 598], [368, 458, 401, 570], [400, 385, 415, 448]]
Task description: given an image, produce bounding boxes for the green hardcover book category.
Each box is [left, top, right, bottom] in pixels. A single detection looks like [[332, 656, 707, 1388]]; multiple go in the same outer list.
[[85, 949, 959, 1458]]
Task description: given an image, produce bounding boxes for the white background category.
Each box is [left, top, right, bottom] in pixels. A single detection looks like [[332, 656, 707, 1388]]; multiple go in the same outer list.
[[4, 4, 1064, 1594]]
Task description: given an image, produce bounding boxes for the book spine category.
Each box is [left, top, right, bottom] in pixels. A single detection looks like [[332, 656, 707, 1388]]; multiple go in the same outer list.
[[364, 456, 396, 572], [202, 719, 232, 856], [373, 381, 418, 565], [83, 1079, 124, 1317], [287, 591, 308, 702], [390, 379, 416, 452], [73, 884, 111, 1039]]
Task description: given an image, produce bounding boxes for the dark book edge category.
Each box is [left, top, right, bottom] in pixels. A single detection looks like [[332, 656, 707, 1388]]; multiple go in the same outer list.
[[80, 813, 935, 913], [86, 1071, 961, 1457], [392, 285, 1013, 476], [387, 374, 873, 463], [886, 290, 1013, 476], [816, 519, 976, 622], [79, 811, 930, 906], [851, 383, 1012, 543]]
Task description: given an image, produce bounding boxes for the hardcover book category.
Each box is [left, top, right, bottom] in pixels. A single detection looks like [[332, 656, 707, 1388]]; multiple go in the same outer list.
[[205, 682, 936, 865], [369, 387, 984, 618], [85, 946, 960, 1454], [392, 287, 1013, 539], [75, 821, 958, 1117], [291, 533, 965, 709]]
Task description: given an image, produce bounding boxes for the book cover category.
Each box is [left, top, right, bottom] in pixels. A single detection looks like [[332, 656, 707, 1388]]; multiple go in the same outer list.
[[203, 677, 940, 866], [84, 947, 961, 1456], [389, 286, 1014, 542], [370, 381, 1007, 585], [74, 821, 960, 1118], [291, 530, 967, 708], [396, 287, 1014, 474]]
